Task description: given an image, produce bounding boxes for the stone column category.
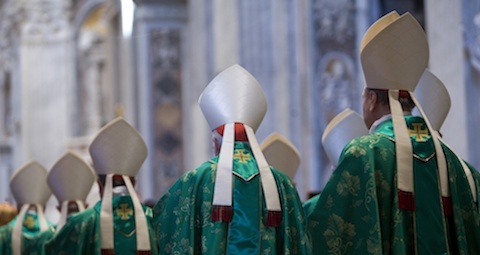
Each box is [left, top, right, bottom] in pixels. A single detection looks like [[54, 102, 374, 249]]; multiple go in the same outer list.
[[308, 0, 359, 194], [0, 0, 23, 202], [133, 1, 187, 200], [20, 0, 72, 167], [425, 0, 468, 159], [19, 0, 73, 224], [212, 0, 239, 73]]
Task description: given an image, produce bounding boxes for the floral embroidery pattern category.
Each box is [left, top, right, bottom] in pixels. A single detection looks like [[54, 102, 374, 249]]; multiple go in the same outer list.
[[323, 214, 356, 255], [336, 172, 360, 196], [345, 145, 366, 158]]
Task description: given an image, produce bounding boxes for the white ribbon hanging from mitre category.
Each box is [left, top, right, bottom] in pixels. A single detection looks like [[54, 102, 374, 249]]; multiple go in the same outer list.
[[89, 117, 151, 252], [48, 151, 95, 232], [10, 160, 51, 255], [414, 69, 476, 202], [199, 64, 277, 224], [245, 125, 282, 226], [211, 123, 234, 221], [360, 10, 451, 208], [57, 200, 85, 231], [12, 204, 49, 255]]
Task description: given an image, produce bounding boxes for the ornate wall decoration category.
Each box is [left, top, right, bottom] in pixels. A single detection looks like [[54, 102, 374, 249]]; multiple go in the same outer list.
[[0, 0, 23, 71], [311, 0, 359, 191], [0, 0, 22, 202], [21, 0, 71, 42], [149, 29, 184, 196]]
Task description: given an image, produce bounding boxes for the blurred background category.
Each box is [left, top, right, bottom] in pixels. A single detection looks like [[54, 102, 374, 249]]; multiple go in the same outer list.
[[0, 0, 479, 222]]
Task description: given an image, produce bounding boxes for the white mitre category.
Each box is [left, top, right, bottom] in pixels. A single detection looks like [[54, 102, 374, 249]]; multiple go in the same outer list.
[[260, 133, 301, 180], [322, 108, 368, 166], [47, 151, 96, 230], [89, 117, 151, 252], [361, 11, 449, 205], [199, 64, 267, 131], [361, 11, 428, 91], [10, 161, 51, 255], [198, 64, 282, 226], [413, 69, 451, 131], [10, 161, 51, 206], [413, 70, 477, 202]]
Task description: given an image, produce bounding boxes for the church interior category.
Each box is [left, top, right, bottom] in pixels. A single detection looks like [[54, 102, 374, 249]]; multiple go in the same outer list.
[[0, 0, 478, 223]]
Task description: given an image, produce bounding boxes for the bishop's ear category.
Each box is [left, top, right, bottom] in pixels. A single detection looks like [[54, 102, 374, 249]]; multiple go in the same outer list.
[[365, 89, 378, 112]]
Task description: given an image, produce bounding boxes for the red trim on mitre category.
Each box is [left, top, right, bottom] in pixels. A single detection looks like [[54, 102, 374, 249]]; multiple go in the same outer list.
[[266, 210, 282, 227], [215, 123, 248, 141], [101, 250, 115, 255], [136, 251, 152, 255], [376, 89, 411, 98], [111, 175, 135, 182], [442, 196, 452, 216], [398, 190, 415, 211], [211, 205, 233, 222]]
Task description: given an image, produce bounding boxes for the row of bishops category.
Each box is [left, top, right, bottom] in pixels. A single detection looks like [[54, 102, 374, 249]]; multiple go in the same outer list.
[[1, 10, 480, 254]]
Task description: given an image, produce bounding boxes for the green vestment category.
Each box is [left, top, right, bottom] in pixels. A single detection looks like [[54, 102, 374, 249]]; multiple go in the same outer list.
[[153, 142, 311, 254], [0, 211, 53, 255], [44, 195, 158, 255], [24, 226, 54, 255], [305, 116, 480, 254]]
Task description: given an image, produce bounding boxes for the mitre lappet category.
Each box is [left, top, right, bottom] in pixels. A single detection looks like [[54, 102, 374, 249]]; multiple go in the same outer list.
[[10, 161, 51, 255], [361, 10, 448, 210], [47, 151, 96, 231], [89, 117, 151, 253], [198, 64, 282, 226]]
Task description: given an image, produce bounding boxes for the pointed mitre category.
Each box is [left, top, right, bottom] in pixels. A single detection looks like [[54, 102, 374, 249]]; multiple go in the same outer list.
[[90, 117, 151, 252], [10, 161, 51, 206], [198, 64, 267, 131], [89, 117, 147, 176], [413, 69, 451, 131], [47, 151, 96, 203], [260, 133, 301, 180], [361, 11, 428, 91], [198, 64, 282, 227], [322, 109, 368, 166], [360, 11, 450, 207]]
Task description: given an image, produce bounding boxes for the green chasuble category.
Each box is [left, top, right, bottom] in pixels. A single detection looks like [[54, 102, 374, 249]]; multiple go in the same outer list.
[[153, 142, 311, 254], [44, 195, 158, 255], [24, 226, 54, 255], [305, 116, 480, 255], [0, 211, 53, 255]]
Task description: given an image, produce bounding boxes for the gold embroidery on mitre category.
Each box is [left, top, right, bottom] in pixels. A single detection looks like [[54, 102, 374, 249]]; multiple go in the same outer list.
[[116, 203, 133, 220], [233, 149, 251, 163], [408, 123, 430, 142]]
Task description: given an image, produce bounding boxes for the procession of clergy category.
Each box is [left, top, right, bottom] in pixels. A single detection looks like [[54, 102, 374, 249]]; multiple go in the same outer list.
[[0, 10, 479, 255]]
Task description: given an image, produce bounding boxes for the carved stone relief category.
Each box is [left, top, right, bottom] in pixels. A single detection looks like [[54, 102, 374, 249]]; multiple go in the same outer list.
[[311, 0, 359, 191], [21, 0, 71, 42], [0, 0, 23, 70], [149, 29, 184, 196]]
